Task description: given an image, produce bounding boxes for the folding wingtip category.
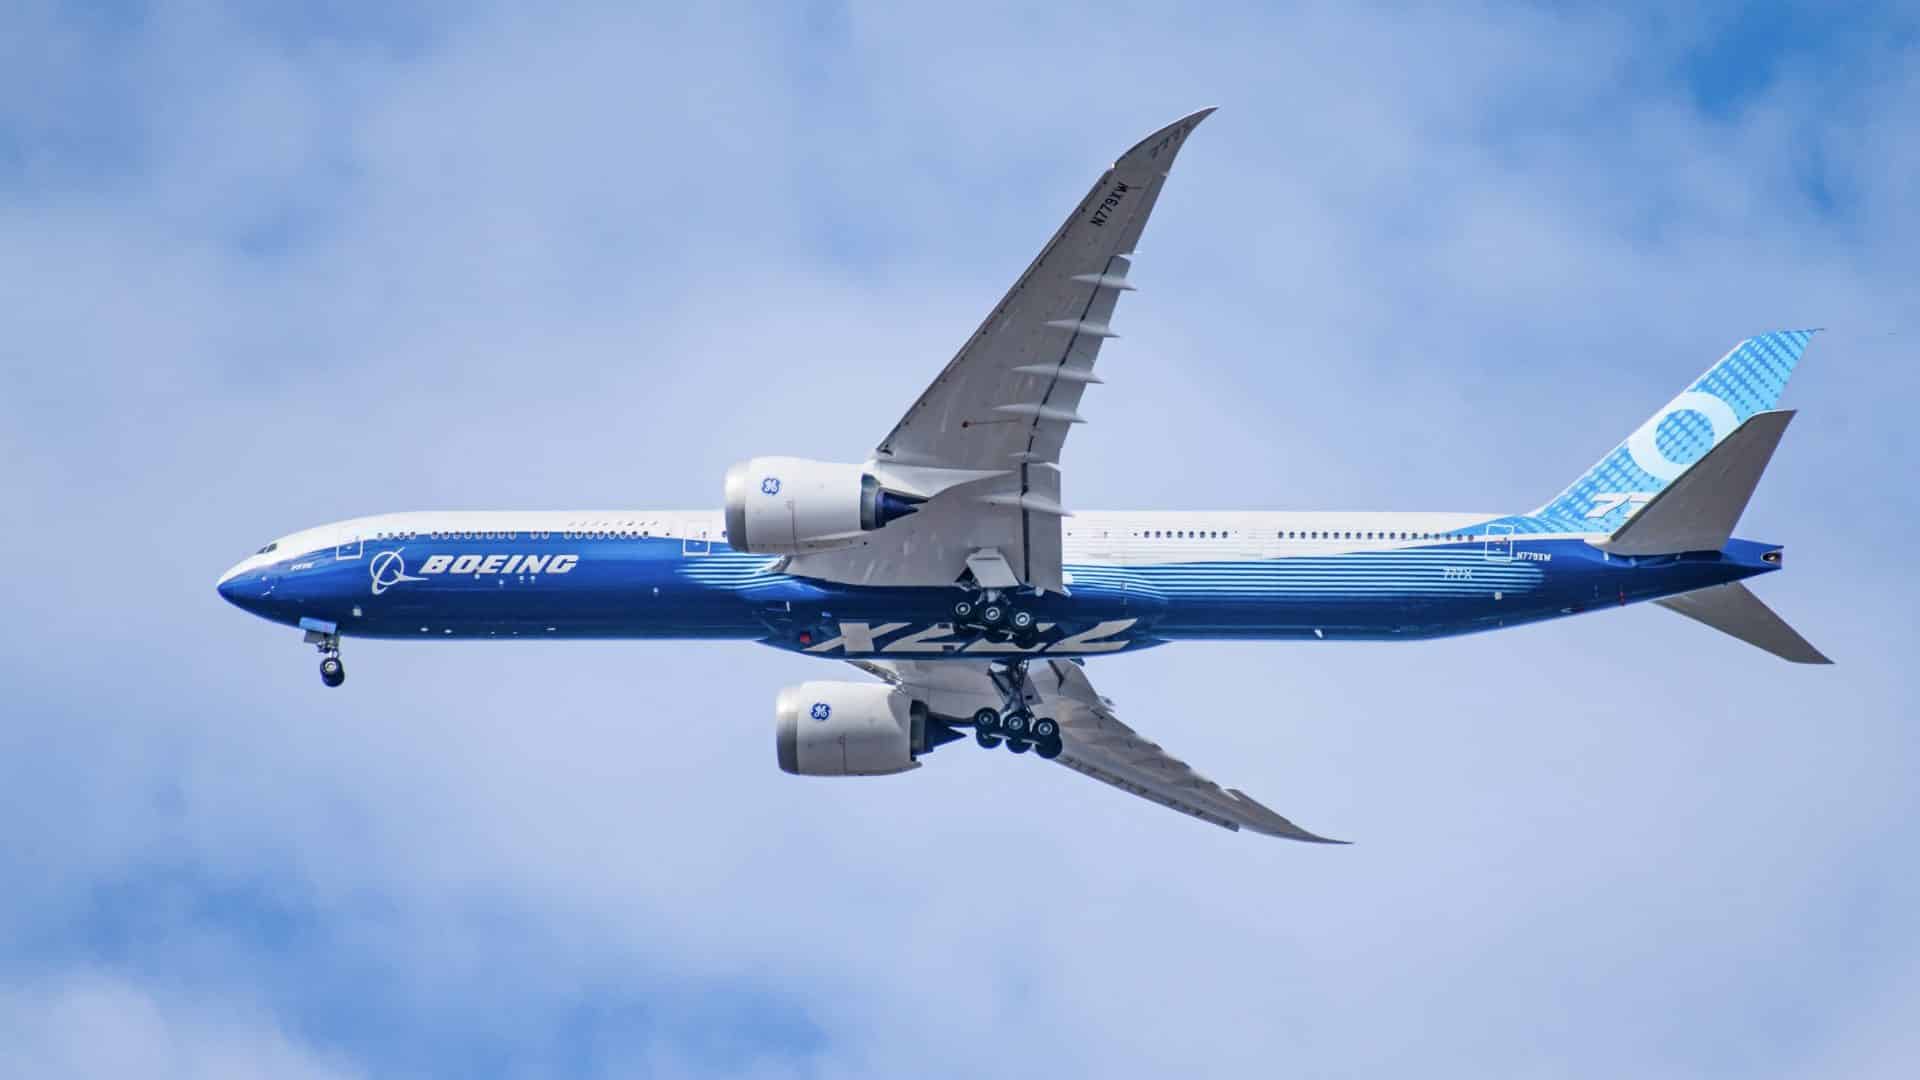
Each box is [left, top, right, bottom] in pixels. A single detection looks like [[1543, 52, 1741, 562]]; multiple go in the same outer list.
[[1296, 828, 1351, 845], [1225, 787, 1346, 844], [1178, 106, 1219, 137], [1117, 108, 1217, 168], [1262, 825, 1349, 845], [1164, 106, 1219, 129]]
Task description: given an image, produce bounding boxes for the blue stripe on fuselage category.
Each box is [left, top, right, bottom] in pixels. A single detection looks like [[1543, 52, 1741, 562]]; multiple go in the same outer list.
[[220, 536, 1780, 656]]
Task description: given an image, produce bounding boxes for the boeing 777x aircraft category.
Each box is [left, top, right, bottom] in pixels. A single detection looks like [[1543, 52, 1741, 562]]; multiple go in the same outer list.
[[218, 109, 1827, 841]]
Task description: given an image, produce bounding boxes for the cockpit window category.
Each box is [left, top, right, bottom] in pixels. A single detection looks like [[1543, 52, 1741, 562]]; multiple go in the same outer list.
[[256, 542, 278, 555]]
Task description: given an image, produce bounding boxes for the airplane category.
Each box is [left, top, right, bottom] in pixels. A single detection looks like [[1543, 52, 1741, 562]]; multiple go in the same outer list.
[[217, 109, 1828, 842]]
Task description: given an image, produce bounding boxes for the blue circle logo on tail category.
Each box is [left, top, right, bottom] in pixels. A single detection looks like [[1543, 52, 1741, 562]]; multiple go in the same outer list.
[[809, 702, 831, 721], [1626, 390, 1739, 482]]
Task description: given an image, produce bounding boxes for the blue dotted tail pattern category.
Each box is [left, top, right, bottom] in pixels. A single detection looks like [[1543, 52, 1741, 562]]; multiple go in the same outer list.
[[1496, 330, 1813, 536]]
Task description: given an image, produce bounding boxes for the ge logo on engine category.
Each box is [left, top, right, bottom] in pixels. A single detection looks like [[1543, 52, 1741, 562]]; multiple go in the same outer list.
[[761, 476, 781, 496], [809, 702, 831, 721]]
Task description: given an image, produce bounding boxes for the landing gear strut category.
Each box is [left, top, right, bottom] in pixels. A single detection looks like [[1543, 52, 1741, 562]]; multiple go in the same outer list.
[[967, 660, 1062, 759], [308, 629, 345, 688]]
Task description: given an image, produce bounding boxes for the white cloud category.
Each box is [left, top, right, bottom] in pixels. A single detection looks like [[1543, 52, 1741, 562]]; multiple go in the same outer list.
[[0, 974, 355, 1080]]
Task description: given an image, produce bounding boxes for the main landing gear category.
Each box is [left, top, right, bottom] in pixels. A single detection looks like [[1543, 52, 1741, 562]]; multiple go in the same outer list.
[[951, 590, 1041, 647], [967, 660, 1062, 760], [308, 629, 345, 688]]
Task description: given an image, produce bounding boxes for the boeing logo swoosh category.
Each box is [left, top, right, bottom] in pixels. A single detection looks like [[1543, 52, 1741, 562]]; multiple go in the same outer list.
[[369, 550, 426, 596]]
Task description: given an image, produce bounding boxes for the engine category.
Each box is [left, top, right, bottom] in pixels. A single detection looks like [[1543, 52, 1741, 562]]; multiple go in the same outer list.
[[775, 681, 934, 777], [723, 457, 923, 555]]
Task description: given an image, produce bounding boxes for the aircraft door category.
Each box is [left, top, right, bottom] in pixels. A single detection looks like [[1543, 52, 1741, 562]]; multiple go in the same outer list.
[[1083, 526, 1120, 564], [335, 532, 363, 560], [1483, 522, 1514, 562]]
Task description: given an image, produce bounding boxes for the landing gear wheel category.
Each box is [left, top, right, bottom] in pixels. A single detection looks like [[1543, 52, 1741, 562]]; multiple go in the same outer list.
[[1035, 733, 1063, 760], [953, 599, 975, 621], [1005, 738, 1032, 754], [980, 603, 1006, 627], [308, 628, 345, 688], [1010, 609, 1034, 630], [1031, 717, 1058, 741], [971, 707, 1002, 750], [1001, 709, 1030, 737]]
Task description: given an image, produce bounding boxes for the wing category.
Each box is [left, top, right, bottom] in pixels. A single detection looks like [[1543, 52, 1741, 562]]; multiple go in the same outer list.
[[854, 657, 1344, 843], [788, 110, 1214, 594], [876, 107, 1212, 470]]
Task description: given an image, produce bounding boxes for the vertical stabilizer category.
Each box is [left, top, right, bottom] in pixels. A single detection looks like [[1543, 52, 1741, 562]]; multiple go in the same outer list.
[[1530, 331, 1814, 532]]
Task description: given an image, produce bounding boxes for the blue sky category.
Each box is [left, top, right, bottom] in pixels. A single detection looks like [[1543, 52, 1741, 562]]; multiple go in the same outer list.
[[2, 2, 1916, 1076]]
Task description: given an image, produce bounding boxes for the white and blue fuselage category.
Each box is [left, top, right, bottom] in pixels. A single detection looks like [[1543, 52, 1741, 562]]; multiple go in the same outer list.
[[216, 509, 1785, 658]]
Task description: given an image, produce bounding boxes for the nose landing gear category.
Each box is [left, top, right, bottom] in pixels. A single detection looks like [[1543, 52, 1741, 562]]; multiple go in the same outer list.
[[306, 626, 345, 688]]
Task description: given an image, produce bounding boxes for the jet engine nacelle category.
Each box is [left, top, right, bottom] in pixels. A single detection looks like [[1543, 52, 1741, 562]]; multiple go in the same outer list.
[[775, 681, 929, 777], [723, 457, 923, 555]]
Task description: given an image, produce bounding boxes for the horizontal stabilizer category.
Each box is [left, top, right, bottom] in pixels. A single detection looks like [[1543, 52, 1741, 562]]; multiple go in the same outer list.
[[1656, 582, 1831, 664], [1599, 410, 1794, 556]]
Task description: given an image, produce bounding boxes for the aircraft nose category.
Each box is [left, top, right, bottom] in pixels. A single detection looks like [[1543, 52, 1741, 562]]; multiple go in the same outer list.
[[216, 561, 251, 605]]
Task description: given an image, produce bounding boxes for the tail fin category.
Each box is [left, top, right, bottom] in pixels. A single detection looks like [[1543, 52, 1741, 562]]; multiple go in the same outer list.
[[1532, 331, 1815, 532], [1598, 410, 1793, 556], [1656, 582, 1831, 664]]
